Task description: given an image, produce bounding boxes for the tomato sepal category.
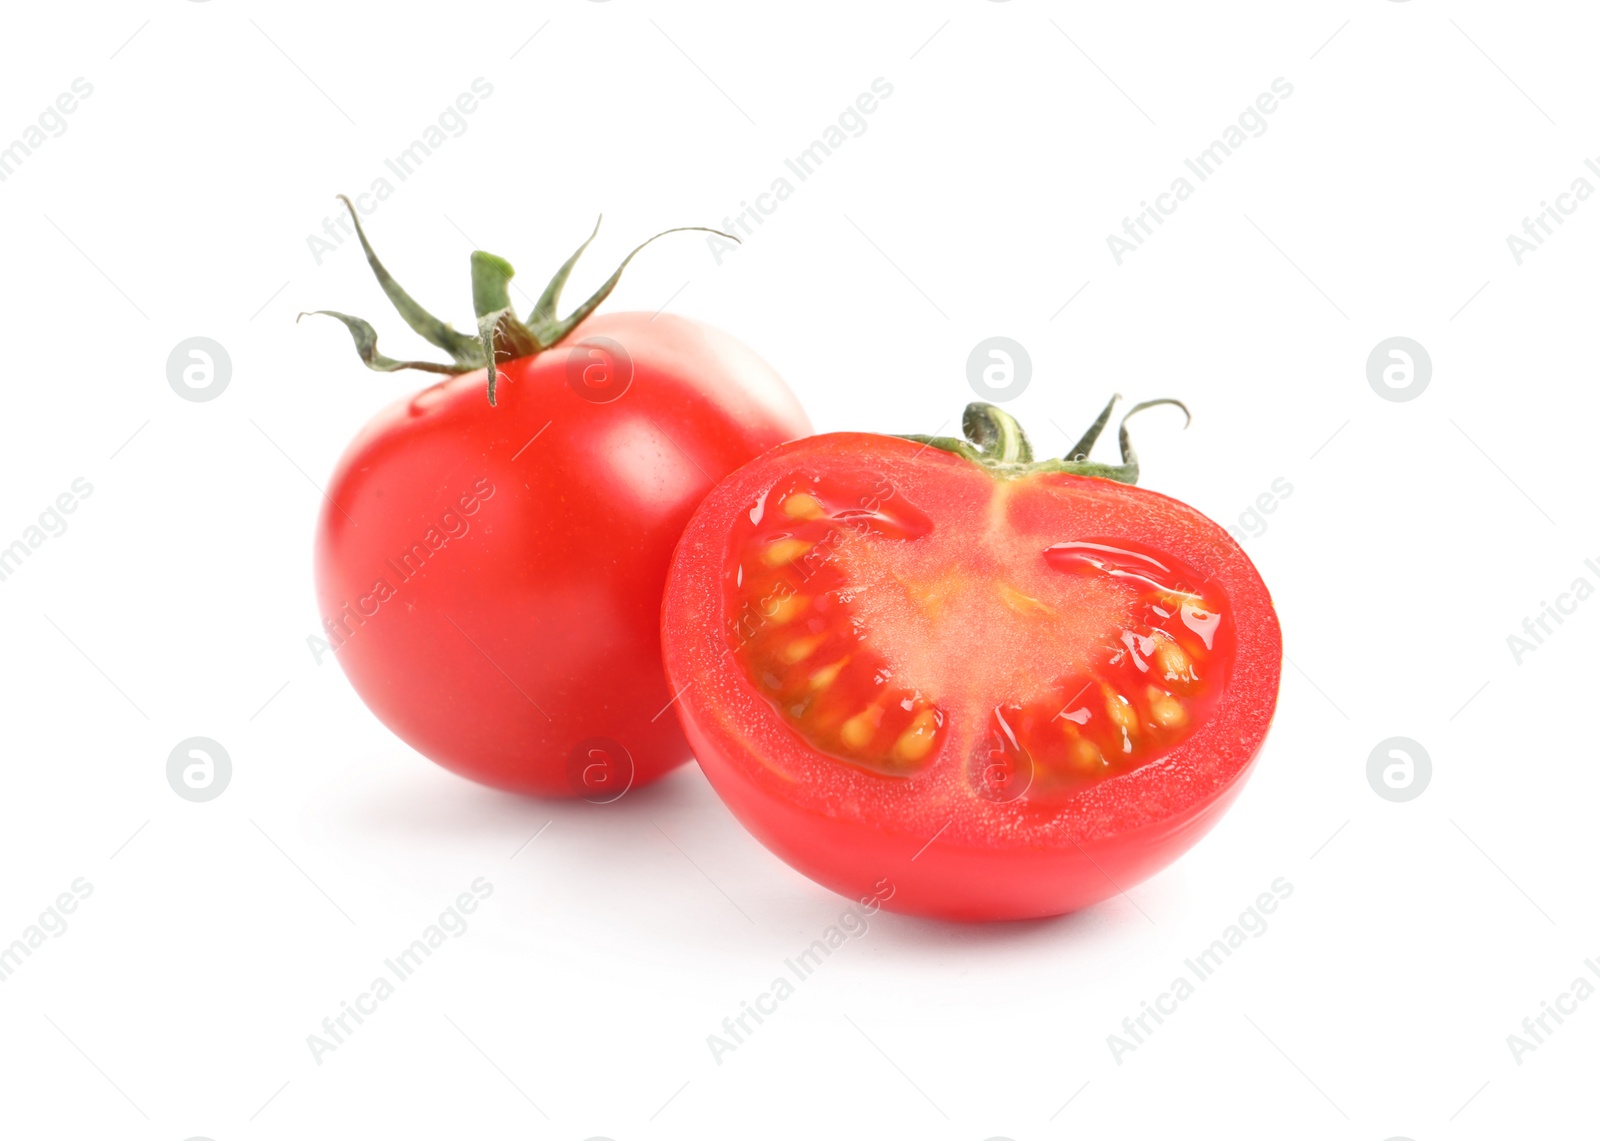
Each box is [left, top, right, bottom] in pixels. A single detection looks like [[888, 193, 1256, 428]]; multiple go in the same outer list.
[[303, 194, 741, 405], [901, 396, 1190, 485], [293, 309, 461, 376]]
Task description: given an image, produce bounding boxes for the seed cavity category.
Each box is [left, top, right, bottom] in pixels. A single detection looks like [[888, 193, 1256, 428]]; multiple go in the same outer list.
[[1180, 600, 1220, 649], [1146, 685, 1187, 729], [766, 594, 805, 624], [763, 537, 814, 567], [840, 705, 885, 750], [1066, 730, 1105, 771], [1153, 633, 1198, 688], [780, 634, 825, 665], [806, 658, 849, 691], [782, 493, 825, 520], [892, 709, 940, 763]]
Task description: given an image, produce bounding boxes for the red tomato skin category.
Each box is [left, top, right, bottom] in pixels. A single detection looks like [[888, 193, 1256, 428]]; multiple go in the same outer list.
[[316, 312, 810, 796], [681, 740, 1252, 922], [662, 433, 1282, 921]]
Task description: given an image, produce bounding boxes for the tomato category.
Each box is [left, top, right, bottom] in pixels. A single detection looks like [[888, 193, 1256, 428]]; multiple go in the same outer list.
[[661, 400, 1281, 920], [311, 203, 809, 796]]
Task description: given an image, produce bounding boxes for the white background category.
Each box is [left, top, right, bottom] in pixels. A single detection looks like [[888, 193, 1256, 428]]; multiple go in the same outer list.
[[0, 2, 1595, 1137]]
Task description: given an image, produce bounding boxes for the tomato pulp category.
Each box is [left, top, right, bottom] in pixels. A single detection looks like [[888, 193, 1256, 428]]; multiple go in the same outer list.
[[311, 205, 809, 796], [662, 402, 1281, 920]]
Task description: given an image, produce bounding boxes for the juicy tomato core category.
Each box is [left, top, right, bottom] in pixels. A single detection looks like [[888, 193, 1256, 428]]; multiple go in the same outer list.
[[725, 472, 1235, 799]]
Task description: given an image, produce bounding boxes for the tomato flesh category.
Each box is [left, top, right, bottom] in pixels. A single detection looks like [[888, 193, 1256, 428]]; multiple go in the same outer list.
[[664, 433, 1281, 920]]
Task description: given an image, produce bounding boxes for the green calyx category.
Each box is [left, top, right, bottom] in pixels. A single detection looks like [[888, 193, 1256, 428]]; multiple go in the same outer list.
[[901, 395, 1190, 484], [300, 195, 737, 405]]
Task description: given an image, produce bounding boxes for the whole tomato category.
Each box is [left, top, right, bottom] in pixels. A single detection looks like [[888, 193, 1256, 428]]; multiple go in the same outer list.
[[662, 399, 1281, 920], [310, 202, 809, 796]]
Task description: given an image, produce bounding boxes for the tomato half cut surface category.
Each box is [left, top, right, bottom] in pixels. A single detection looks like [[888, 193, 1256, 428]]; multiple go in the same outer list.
[[662, 404, 1281, 921]]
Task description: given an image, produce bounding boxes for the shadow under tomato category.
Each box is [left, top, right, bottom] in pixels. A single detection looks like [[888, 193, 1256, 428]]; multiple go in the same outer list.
[[309, 745, 1171, 955]]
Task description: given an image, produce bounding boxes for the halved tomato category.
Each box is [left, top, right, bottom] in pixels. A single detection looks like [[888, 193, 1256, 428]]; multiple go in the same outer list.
[[661, 400, 1282, 921]]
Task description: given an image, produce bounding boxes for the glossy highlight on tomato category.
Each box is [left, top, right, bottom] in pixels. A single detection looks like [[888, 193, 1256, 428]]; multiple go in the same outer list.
[[663, 402, 1281, 921]]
